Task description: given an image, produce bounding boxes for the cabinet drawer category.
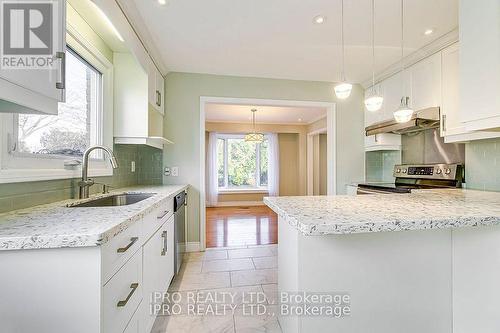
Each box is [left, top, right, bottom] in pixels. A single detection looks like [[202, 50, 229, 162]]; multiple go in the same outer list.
[[142, 197, 174, 241], [102, 221, 141, 284], [103, 249, 142, 333]]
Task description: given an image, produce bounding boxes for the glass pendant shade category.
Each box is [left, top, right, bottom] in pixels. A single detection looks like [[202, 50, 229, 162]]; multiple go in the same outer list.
[[364, 94, 384, 112], [393, 97, 414, 123], [334, 82, 353, 99], [244, 132, 264, 143]]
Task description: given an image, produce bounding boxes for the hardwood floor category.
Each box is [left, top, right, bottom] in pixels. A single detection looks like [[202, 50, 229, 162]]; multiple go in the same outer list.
[[206, 206, 278, 248]]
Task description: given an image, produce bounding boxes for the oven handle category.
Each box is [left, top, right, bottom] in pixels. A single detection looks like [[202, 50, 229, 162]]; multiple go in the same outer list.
[[356, 187, 391, 195]]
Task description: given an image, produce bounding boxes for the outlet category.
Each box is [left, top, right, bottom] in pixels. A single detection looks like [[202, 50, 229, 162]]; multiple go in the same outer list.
[[164, 167, 171, 176], [171, 166, 179, 177], [131, 161, 135, 173]]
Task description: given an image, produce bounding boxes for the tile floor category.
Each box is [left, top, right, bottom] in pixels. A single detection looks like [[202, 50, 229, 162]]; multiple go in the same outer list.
[[151, 244, 281, 333]]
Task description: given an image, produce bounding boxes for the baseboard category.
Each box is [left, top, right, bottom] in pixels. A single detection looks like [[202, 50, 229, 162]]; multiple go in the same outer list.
[[208, 201, 266, 207], [185, 242, 201, 252]]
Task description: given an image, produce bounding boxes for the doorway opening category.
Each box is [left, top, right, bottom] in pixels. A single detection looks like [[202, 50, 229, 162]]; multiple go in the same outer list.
[[200, 97, 336, 249]]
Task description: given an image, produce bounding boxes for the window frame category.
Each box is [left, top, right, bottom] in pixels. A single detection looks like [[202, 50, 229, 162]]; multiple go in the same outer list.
[[0, 25, 114, 184], [216, 133, 269, 193]]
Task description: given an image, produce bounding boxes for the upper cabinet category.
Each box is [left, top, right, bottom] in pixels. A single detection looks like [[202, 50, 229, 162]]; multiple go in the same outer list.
[[459, 0, 500, 131], [148, 59, 165, 115], [0, 0, 66, 115], [114, 53, 172, 149], [440, 43, 500, 142], [410, 53, 442, 111]]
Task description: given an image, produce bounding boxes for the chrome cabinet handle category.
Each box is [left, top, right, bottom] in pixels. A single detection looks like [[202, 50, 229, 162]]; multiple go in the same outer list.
[[157, 209, 170, 220], [442, 114, 447, 132], [161, 230, 167, 256], [116, 237, 138, 253], [56, 52, 66, 90], [374, 134, 378, 143], [156, 90, 161, 106], [117, 283, 139, 307]]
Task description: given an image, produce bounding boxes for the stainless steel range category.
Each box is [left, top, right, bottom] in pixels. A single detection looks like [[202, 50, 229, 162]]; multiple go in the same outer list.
[[357, 163, 464, 194]]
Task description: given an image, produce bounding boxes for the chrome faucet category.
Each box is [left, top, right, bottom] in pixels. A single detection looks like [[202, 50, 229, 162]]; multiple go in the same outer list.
[[79, 145, 118, 199]]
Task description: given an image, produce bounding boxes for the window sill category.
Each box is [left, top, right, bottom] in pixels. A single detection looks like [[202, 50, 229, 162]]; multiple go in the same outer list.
[[0, 168, 113, 184], [218, 188, 269, 195]]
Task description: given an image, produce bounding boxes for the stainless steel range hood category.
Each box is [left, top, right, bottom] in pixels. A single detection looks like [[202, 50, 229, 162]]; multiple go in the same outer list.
[[365, 107, 440, 136]]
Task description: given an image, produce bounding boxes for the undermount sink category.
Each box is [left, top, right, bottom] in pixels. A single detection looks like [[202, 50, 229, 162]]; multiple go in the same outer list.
[[69, 193, 156, 208]]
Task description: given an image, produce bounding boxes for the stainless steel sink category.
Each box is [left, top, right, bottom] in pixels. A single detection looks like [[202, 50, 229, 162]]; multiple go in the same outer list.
[[69, 193, 155, 207]]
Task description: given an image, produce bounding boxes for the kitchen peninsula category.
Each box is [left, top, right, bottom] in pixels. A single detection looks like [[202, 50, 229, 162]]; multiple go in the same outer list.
[[264, 189, 500, 333]]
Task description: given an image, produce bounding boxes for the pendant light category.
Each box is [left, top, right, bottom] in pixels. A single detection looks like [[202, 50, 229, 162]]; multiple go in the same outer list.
[[334, 0, 352, 99], [364, 0, 383, 112], [393, 0, 414, 123], [245, 109, 264, 143]]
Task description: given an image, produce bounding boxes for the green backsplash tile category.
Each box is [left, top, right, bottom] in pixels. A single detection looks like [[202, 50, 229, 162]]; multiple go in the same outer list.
[[465, 137, 500, 191], [366, 150, 401, 183], [0, 144, 163, 213]]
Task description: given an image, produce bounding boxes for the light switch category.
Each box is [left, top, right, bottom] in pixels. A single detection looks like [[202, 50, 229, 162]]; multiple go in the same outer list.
[[172, 167, 179, 177], [131, 161, 135, 173], [164, 167, 171, 176]]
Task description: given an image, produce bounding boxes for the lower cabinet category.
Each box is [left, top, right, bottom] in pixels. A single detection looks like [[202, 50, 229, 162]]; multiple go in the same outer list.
[[140, 215, 175, 333], [0, 194, 178, 333]]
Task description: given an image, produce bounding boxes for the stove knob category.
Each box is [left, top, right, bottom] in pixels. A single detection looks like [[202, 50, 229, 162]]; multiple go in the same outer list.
[[396, 168, 401, 173], [402, 168, 407, 174], [445, 168, 451, 175], [436, 169, 442, 174]]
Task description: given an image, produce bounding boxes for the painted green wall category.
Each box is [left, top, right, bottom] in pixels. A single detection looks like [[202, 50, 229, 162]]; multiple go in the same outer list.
[[163, 72, 365, 244]]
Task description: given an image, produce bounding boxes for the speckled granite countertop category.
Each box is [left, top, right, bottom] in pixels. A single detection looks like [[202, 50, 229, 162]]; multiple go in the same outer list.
[[264, 189, 500, 235], [0, 185, 188, 251]]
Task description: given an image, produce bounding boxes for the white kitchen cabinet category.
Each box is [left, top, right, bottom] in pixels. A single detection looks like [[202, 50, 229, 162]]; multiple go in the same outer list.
[[459, 0, 500, 131], [0, 0, 66, 115], [140, 215, 175, 333], [410, 53, 442, 111], [383, 71, 411, 116], [114, 53, 172, 149], [440, 43, 500, 142], [148, 59, 165, 115], [364, 133, 401, 151], [364, 80, 402, 151], [0, 194, 183, 333]]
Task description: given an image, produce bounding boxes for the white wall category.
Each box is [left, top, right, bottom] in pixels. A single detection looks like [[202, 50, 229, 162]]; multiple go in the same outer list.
[[163, 72, 364, 243]]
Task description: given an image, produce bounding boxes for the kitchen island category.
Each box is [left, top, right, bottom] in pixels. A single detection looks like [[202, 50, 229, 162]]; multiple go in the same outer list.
[[264, 189, 500, 333]]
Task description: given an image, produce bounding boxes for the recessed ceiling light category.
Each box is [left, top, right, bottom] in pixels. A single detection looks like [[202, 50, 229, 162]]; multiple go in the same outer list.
[[313, 15, 326, 24], [424, 28, 434, 35], [158, 0, 167, 5], [298, 118, 303, 122]]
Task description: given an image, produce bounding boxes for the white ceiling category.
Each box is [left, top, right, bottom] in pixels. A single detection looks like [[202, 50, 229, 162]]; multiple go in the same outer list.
[[124, 0, 458, 83], [68, 0, 129, 53], [205, 103, 326, 125]]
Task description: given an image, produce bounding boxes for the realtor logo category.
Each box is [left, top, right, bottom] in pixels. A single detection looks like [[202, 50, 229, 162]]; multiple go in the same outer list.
[[1, 1, 58, 69]]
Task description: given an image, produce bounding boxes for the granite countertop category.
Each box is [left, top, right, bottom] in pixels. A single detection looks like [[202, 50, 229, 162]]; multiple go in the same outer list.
[[0, 184, 188, 251], [264, 189, 500, 235]]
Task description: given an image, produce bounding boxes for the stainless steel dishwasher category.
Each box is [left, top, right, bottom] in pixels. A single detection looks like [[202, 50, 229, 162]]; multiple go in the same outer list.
[[173, 191, 186, 274]]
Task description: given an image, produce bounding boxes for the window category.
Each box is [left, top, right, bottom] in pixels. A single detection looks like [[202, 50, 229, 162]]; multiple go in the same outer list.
[[14, 48, 102, 158], [217, 134, 268, 190], [0, 28, 113, 183]]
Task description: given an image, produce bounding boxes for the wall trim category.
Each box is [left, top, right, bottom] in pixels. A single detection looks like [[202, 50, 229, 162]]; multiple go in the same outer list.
[[185, 242, 201, 253], [362, 28, 459, 89]]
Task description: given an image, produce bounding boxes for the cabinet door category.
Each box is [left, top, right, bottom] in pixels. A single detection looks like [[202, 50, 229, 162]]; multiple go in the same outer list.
[[441, 43, 462, 137], [147, 58, 159, 112], [156, 70, 165, 115], [0, 0, 66, 104], [410, 53, 442, 111], [382, 72, 409, 121], [364, 83, 384, 126]]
